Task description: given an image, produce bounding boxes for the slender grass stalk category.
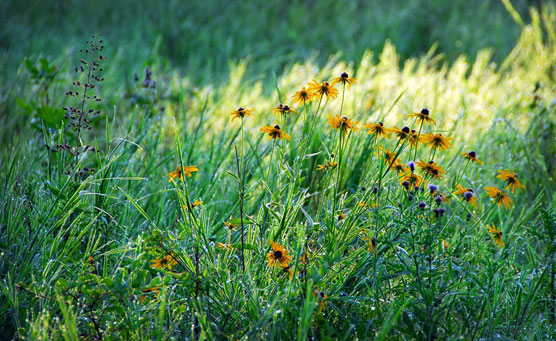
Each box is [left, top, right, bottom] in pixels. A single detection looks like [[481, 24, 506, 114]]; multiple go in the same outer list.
[[235, 146, 245, 273]]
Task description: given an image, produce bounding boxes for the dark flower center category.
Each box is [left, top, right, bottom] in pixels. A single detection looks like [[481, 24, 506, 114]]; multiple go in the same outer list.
[[274, 124, 281, 129], [238, 107, 244, 111], [378, 122, 383, 126], [274, 251, 283, 258], [402, 126, 410, 133], [284, 105, 290, 111], [341, 72, 348, 78], [469, 151, 476, 157], [421, 108, 429, 115]]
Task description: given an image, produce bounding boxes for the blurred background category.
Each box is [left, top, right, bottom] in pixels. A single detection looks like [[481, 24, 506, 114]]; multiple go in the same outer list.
[[0, 0, 543, 85]]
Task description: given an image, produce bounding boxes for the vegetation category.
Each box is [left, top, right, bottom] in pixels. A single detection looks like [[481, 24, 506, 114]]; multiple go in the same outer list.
[[1, 1, 555, 339]]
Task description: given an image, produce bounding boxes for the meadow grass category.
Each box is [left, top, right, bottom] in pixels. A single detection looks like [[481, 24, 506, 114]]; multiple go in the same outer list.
[[1, 3, 556, 340]]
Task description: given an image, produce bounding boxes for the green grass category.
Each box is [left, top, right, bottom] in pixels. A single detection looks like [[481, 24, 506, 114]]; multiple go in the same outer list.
[[1, 2, 556, 340], [0, 0, 538, 85]]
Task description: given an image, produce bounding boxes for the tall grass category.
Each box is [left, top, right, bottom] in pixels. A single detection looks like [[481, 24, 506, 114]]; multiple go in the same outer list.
[[1, 3, 555, 340]]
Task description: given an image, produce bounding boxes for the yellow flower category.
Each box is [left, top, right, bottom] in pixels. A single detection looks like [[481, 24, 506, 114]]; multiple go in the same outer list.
[[327, 115, 359, 135], [308, 80, 339, 99], [312, 290, 328, 311], [442, 239, 449, 249], [363, 121, 390, 138], [461, 151, 483, 164], [487, 224, 504, 247], [408, 108, 437, 125], [191, 199, 203, 208], [224, 221, 237, 230], [378, 146, 398, 165], [316, 159, 339, 171], [217, 242, 233, 250], [454, 184, 477, 208], [167, 165, 199, 182], [389, 126, 419, 145], [331, 72, 357, 87], [266, 240, 292, 267], [400, 173, 424, 187], [362, 235, 378, 255], [260, 125, 291, 140], [421, 133, 452, 150], [230, 107, 254, 122], [150, 254, 178, 270], [391, 160, 409, 174], [281, 264, 295, 280], [292, 86, 316, 105], [484, 187, 513, 209], [142, 286, 161, 294], [389, 126, 411, 141], [272, 103, 298, 115], [416, 160, 445, 179], [496, 169, 525, 193]]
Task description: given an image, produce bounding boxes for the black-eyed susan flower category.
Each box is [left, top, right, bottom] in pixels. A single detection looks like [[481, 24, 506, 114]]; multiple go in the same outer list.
[[224, 221, 237, 230], [331, 72, 357, 87], [416, 160, 445, 179], [363, 121, 390, 138], [217, 242, 233, 251], [266, 240, 292, 267], [272, 103, 298, 115], [461, 151, 483, 164], [281, 264, 295, 280], [389, 126, 411, 141], [260, 125, 291, 140], [292, 86, 315, 105], [308, 80, 339, 99], [391, 160, 409, 174], [378, 147, 398, 165], [390, 126, 419, 145], [316, 159, 339, 171], [168, 165, 199, 182], [421, 133, 452, 150], [362, 235, 378, 255], [151, 254, 178, 270], [327, 115, 360, 135], [496, 169, 525, 193], [312, 290, 328, 311], [230, 107, 254, 122], [454, 184, 477, 208], [408, 108, 436, 125], [484, 187, 513, 209], [487, 224, 504, 247], [400, 172, 424, 187], [142, 286, 161, 294], [190, 199, 203, 208]]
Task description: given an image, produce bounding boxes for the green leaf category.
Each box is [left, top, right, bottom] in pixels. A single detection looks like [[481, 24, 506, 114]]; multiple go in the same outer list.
[[229, 243, 258, 251], [225, 170, 240, 182], [36, 106, 66, 128]]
